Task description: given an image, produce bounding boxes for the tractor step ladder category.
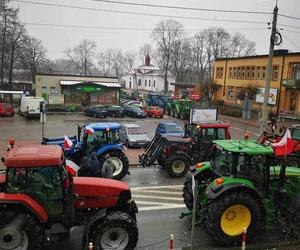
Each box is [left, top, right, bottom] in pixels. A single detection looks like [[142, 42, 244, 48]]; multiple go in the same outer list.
[[139, 135, 168, 167]]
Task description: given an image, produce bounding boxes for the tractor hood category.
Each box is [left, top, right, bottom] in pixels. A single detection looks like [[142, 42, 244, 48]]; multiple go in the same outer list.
[[73, 177, 130, 209]]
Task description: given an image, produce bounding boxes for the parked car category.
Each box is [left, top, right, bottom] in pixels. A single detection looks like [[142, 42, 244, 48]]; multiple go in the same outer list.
[[83, 105, 108, 118], [106, 105, 125, 117], [155, 122, 185, 137], [0, 103, 14, 117], [119, 124, 150, 148], [20, 96, 44, 118], [144, 106, 164, 118], [125, 100, 143, 108], [124, 105, 147, 118]]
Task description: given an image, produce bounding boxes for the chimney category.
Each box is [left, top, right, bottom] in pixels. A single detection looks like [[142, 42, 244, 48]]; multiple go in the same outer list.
[[145, 54, 150, 66]]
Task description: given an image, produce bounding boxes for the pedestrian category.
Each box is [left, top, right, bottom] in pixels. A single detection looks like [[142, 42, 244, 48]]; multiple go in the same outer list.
[[269, 111, 277, 133], [87, 152, 100, 177], [101, 154, 116, 179]]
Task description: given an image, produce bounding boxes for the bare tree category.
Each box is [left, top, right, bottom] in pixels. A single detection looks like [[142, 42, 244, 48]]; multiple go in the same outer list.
[[65, 39, 97, 76], [122, 50, 136, 73], [152, 19, 184, 93], [20, 37, 49, 83], [229, 32, 256, 57]]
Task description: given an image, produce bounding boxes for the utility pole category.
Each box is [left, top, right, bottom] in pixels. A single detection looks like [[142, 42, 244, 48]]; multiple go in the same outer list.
[[261, 4, 278, 133]]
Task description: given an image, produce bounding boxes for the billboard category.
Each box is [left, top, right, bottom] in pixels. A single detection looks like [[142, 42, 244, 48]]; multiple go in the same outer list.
[[256, 88, 277, 105], [190, 109, 218, 123], [49, 94, 64, 105]]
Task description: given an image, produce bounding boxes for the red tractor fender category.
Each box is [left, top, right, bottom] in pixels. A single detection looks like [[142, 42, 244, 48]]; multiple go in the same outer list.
[[0, 193, 48, 222]]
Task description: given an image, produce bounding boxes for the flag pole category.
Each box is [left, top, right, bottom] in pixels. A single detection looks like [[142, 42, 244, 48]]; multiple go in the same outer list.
[[280, 129, 288, 186]]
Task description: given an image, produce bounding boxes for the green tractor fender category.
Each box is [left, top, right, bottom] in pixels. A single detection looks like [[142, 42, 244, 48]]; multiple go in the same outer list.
[[193, 162, 216, 181], [205, 177, 265, 215]]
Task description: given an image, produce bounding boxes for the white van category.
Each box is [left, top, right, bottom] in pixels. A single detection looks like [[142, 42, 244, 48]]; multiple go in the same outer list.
[[20, 96, 44, 118]]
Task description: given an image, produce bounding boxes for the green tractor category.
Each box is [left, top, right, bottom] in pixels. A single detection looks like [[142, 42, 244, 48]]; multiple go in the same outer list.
[[182, 139, 300, 246], [170, 99, 191, 120]]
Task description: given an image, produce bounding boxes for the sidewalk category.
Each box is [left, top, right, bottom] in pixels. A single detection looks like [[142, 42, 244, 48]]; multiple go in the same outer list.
[[219, 114, 300, 130]]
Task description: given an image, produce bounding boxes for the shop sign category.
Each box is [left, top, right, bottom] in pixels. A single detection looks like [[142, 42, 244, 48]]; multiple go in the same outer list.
[[256, 88, 277, 105], [76, 86, 102, 92]]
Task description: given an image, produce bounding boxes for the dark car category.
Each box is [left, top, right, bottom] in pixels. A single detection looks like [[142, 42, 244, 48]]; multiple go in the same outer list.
[[106, 105, 125, 117], [83, 105, 108, 118], [124, 105, 146, 118], [0, 103, 14, 117], [155, 122, 185, 137]]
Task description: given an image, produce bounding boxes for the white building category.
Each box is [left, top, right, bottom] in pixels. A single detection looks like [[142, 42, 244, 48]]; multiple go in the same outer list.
[[122, 55, 175, 93]]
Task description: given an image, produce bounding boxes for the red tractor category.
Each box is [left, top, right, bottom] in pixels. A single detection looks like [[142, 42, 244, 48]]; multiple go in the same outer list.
[[139, 121, 230, 177], [0, 143, 138, 250]]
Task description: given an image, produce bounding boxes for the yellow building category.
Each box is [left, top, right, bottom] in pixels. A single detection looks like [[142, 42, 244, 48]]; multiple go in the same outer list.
[[214, 50, 300, 114]]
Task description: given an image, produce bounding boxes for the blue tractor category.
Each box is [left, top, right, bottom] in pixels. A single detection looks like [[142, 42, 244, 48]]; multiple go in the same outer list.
[[42, 122, 130, 180]]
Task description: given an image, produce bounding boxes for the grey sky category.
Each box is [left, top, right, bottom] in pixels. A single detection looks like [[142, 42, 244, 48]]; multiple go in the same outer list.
[[11, 0, 300, 61]]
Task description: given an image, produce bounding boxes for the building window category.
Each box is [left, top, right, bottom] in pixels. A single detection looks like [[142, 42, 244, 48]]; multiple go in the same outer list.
[[256, 66, 261, 79], [129, 81, 132, 89], [237, 67, 241, 79], [233, 67, 237, 79], [153, 80, 156, 87], [246, 66, 251, 79], [262, 66, 266, 79], [216, 67, 224, 79], [138, 79, 141, 86], [241, 67, 245, 79], [145, 79, 147, 86], [228, 67, 232, 79], [272, 65, 279, 80], [50, 87, 56, 94], [251, 66, 255, 79], [149, 80, 151, 87], [227, 86, 234, 99], [21, 85, 26, 90]]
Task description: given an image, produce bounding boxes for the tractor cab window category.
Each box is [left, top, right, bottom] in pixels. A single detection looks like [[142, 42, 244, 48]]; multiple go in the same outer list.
[[86, 130, 120, 153], [217, 128, 226, 139], [211, 148, 233, 176], [291, 128, 300, 141], [236, 155, 266, 188], [6, 166, 64, 219]]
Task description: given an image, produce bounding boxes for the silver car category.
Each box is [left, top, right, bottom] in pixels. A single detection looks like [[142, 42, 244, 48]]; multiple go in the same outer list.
[[119, 124, 150, 148]]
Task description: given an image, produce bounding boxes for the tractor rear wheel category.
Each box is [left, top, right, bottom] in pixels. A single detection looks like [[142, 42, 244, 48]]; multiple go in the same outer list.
[[183, 179, 193, 210], [0, 207, 44, 250], [285, 156, 300, 168], [165, 154, 190, 178], [98, 150, 129, 180], [204, 191, 262, 246], [92, 211, 138, 250]]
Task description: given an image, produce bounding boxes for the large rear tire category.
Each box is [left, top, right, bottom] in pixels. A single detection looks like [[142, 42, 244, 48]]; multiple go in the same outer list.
[[91, 211, 138, 250], [183, 179, 193, 210], [204, 191, 262, 246], [98, 150, 129, 180], [165, 154, 190, 178], [0, 207, 44, 250]]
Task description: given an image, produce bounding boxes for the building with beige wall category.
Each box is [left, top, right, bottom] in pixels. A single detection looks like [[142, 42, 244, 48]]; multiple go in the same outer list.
[[213, 50, 300, 114], [35, 73, 121, 107]]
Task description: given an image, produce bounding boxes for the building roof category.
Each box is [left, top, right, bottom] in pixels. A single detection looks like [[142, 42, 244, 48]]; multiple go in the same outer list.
[[36, 72, 118, 79], [4, 145, 64, 167], [60, 80, 121, 88], [0, 90, 24, 94], [215, 50, 300, 62]]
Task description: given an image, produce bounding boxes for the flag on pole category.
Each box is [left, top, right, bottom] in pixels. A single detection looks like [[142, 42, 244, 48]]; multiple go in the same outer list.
[[85, 126, 95, 134], [66, 160, 80, 176], [64, 135, 73, 150], [271, 129, 294, 156]]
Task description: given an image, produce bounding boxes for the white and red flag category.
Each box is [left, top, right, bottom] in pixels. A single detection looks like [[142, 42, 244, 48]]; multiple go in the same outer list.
[[66, 160, 80, 176], [271, 129, 294, 156], [85, 126, 95, 134], [64, 135, 73, 150]]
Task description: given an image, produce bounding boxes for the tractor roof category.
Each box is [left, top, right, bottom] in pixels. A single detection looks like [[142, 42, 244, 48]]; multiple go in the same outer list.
[[4, 144, 64, 167], [84, 122, 121, 131], [213, 140, 273, 155], [192, 120, 230, 128]]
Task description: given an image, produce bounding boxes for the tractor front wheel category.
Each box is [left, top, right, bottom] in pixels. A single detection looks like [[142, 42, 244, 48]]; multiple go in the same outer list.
[[165, 155, 190, 178], [204, 191, 262, 246], [0, 208, 44, 250], [92, 211, 138, 250], [183, 179, 193, 210], [98, 150, 129, 180]]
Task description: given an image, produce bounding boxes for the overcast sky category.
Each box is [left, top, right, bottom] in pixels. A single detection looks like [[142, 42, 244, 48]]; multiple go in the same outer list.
[[10, 0, 300, 61]]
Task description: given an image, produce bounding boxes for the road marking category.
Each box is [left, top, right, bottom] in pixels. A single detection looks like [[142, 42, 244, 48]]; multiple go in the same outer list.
[[131, 184, 186, 211]]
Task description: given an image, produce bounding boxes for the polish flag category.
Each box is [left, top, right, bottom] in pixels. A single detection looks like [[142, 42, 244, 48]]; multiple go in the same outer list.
[[66, 160, 80, 176], [64, 135, 73, 150], [85, 126, 95, 134], [271, 129, 294, 156]]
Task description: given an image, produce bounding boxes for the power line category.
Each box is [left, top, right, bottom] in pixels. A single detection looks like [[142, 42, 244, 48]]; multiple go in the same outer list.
[[11, 0, 269, 25], [23, 22, 268, 32], [280, 28, 300, 35], [278, 23, 300, 30], [86, 0, 271, 15], [278, 13, 300, 21], [281, 32, 300, 51]]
